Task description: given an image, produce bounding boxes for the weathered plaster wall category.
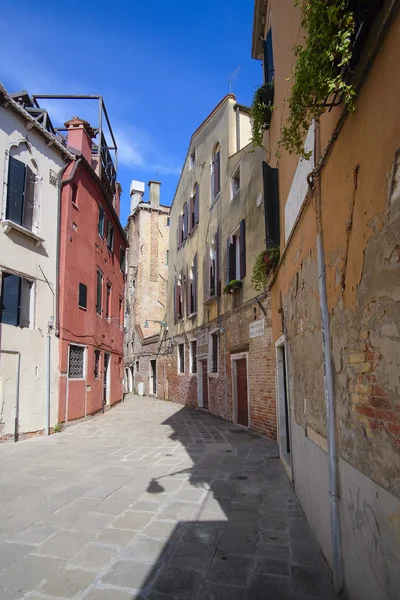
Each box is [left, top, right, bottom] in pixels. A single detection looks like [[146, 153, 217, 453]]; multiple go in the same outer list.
[[0, 107, 65, 437]]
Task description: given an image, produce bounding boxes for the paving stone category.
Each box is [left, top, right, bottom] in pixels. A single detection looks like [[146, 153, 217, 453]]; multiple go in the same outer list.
[[96, 527, 137, 547], [82, 589, 134, 600], [131, 500, 162, 512], [290, 565, 333, 596], [290, 541, 326, 567], [173, 488, 207, 503], [112, 510, 153, 530], [0, 587, 25, 600], [120, 537, 168, 563], [159, 502, 197, 521], [184, 521, 226, 546], [255, 556, 290, 577], [0, 542, 33, 571], [217, 525, 258, 555], [257, 542, 290, 560], [10, 520, 62, 546], [142, 519, 187, 540], [250, 574, 291, 600], [154, 564, 203, 599], [69, 512, 115, 534], [36, 530, 94, 559], [69, 542, 119, 570], [207, 552, 253, 587], [39, 566, 96, 597], [168, 541, 215, 573], [199, 584, 249, 600], [94, 495, 134, 515], [0, 554, 64, 591], [101, 558, 158, 589]]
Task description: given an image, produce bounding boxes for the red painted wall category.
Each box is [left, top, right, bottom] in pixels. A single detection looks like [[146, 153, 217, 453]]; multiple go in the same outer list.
[[58, 158, 126, 423]]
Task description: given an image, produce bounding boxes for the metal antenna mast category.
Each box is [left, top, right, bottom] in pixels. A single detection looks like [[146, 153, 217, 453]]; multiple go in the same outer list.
[[229, 65, 241, 93]]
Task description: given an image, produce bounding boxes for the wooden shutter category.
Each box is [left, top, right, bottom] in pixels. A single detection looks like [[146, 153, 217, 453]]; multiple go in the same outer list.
[[264, 29, 274, 83], [204, 244, 210, 299], [96, 270, 102, 313], [194, 185, 199, 225], [239, 219, 246, 279], [23, 166, 35, 231], [226, 237, 231, 285], [183, 204, 188, 240], [193, 253, 198, 312], [229, 237, 237, 281], [19, 278, 31, 328], [186, 266, 190, 316], [188, 197, 193, 233], [0, 273, 21, 326], [262, 162, 280, 246], [178, 214, 183, 247], [173, 277, 177, 322], [6, 157, 26, 226], [79, 283, 87, 308], [98, 206, 104, 237], [216, 228, 221, 295]]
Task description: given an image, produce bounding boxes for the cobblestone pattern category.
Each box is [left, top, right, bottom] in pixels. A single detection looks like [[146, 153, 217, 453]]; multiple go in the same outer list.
[[0, 395, 336, 599]]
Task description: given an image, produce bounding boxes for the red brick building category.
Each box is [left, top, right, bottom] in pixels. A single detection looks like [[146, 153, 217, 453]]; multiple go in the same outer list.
[[58, 115, 128, 423]]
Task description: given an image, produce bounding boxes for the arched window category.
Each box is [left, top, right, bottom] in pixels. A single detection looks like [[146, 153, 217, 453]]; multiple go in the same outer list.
[[211, 142, 221, 203]]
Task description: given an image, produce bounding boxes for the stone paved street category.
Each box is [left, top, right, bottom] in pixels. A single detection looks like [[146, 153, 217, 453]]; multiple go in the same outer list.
[[0, 395, 337, 599]]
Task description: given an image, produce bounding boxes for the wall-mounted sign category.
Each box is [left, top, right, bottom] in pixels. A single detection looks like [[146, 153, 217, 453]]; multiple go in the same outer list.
[[249, 319, 265, 339], [49, 169, 58, 187], [197, 329, 209, 348]]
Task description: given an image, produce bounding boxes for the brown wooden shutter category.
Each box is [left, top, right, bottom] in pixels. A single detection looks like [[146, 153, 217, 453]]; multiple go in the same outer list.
[[178, 214, 183, 248], [189, 197, 193, 233], [186, 266, 189, 316], [216, 229, 221, 295], [214, 151, 220, 196], [239, 219, 246, 279], [226, 237, 231, 285], [204, 244, 210, 299], [194, 185, 199, 224], [183, 204, 188, 241], [193, 253, 198, 312], [173, 277, 177, 322]]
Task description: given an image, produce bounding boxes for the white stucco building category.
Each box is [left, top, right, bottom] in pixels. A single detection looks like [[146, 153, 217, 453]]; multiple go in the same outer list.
[[0, 84, 73, 439]]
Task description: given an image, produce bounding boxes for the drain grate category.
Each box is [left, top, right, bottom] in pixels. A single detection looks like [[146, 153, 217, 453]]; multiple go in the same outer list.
[[165, 454, 173, 457], [236, 475, 248, 480], [224, 449, 233, 453]]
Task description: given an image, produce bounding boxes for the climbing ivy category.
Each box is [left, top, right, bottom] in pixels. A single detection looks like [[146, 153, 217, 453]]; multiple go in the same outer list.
[[280, 0, 357, 158], [250, 83, 274, 148]]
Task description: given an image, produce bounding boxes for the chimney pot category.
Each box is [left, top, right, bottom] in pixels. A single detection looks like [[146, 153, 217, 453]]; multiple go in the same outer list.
[[130, 180, 145, 214], [64, 116, 95, 163]]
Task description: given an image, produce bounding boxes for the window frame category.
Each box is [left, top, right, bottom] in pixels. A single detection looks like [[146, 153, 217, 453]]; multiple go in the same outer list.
[[96, 268, 103, 315], [209, 330, 219, 375], [210, 143, 221, 205], [98, 205, 105, 238], [94, 349, 101, 379], [78, 282, 87, 310], [67, 343, 86, 380], [189, 340, 197, 374], [105, 281, 112, 319], [178, 343, 185, 374], [230, 164, 240, 201], [0, 270, 34, 328]]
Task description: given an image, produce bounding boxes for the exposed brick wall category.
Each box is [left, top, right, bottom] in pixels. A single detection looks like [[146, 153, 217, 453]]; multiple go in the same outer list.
[[160, 293, 277, 440]]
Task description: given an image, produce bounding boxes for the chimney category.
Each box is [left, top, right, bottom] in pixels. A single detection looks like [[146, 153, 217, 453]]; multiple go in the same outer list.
[[64, 116, 95, 163], [148, 181, 161, 208], [130, 180, 145, 213]]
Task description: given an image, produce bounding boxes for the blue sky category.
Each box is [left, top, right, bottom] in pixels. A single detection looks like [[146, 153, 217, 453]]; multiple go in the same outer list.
[[0, 0, 262, 225]]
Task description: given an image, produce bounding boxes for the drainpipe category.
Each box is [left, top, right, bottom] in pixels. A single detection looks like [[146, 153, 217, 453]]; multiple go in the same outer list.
[[221, 328, 228, 422], [45, 331, 51, 435], [314, 119, 343, 593], [0, 350, 21, 442]]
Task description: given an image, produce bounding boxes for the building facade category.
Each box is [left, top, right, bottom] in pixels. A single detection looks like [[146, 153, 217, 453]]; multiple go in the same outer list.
[[165, 94, 277, 438], [252, 1, 400, 598], [124, 180, 170, 397], [58, 116, 128, 423], [0, 85, 71, 439]]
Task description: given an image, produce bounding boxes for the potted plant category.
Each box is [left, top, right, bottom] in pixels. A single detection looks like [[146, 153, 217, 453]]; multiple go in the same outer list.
[[252, 246, 280, 291], [250, 82, 275, 148], [223, 279, 243, 294]]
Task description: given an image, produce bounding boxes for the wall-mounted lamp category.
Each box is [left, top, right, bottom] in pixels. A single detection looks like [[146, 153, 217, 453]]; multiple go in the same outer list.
[[144, 319, 168, 329]]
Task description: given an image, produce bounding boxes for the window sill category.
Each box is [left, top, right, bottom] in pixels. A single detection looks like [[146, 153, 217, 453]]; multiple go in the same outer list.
[[78, 305, 87, 311], [230, 190, 240, 202], [203, 295, 218, 307], [188, 224, 198, 238], [72, 202, 79, 211], [187, 311, 197, 319], [1, 220, 44, 247], [208, 371, 219, 378]]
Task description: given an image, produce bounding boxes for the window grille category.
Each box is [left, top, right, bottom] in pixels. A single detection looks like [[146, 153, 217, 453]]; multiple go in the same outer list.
[[68, 345, 84, 378]]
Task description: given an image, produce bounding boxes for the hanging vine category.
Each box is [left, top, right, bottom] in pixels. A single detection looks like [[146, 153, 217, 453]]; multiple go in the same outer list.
[[250, 82, 275, 148], [280, 0, 357, 158]]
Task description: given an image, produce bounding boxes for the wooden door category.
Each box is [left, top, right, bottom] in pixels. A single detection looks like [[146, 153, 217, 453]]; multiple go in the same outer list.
[[236, 358, 248, 426], [201, 360, 209, 409], [103, 353, 110, 405]]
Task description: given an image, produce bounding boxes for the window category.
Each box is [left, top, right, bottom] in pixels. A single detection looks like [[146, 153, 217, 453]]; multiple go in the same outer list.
[[166, 250, 169, 266], [226, 220, 246, 283], [106, 221, 114, 252], [106, 282, 111, 318], [264, 28, 274, 84], [231, 166, 240, 200], [78, 283, 87, 309], [98, 205, 105, 237], [68, 345, 85, 379], [207, 230, 220, 298], [135, 359, 139, 373], [6, 156, 36, 232], [174, 274, 184, 321], [263, 162, 280, 246], [211, 143, 221, 202], [120, 247, 125, 272], [210, 332, 219, 373], [189, 148, 196, 170], [0, 272, 32, 327], [71, 182, 78, 206], [96, 269, 103, 314], [94, 349, 101, 378], [167, 217, 170, 226], [119, 297, 123, 327], [178, 343, 185, 374], [190, 340, 197, 374], [189, 184, 199, 231], [187, 254, 197, 316]]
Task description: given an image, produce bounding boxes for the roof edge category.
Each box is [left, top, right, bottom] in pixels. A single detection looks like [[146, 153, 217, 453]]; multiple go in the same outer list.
[[252, 0, 268, 60]]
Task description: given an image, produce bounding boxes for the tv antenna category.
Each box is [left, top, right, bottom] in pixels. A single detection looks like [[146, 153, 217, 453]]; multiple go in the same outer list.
[[229, 65, 241, 93]]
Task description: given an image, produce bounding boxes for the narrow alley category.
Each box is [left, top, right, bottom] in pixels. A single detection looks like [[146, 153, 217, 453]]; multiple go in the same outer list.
[[0, 396, 335, 600]]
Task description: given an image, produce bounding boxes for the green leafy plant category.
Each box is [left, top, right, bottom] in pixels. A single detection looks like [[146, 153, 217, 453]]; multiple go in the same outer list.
[[252, 247, 280, 291], [223, 279, 243, 294], [280, 0, 356, 158], [250, 82, 275, 148], [53, 422, 63, 433]]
